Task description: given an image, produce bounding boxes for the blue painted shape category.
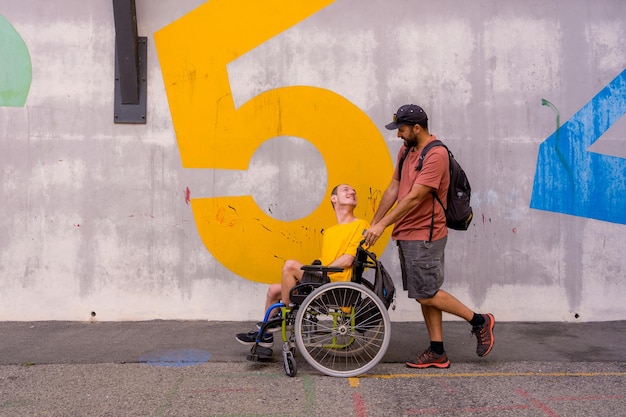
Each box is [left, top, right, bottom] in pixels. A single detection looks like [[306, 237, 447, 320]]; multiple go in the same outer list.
[[531, 69, 626, 225], [139, 348, 212, 367]]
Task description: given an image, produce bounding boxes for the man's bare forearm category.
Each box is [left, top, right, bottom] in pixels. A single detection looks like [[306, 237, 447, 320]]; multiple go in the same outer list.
[[372, 180, 399, 224], [377, 182, 432, 228], [376, 192, 423, 229], [364, 182, 432, 246], [329, 254, 356, 269]]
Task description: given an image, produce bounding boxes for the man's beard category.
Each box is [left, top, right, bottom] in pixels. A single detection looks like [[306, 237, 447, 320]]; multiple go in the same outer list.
[[404, 137, 418, 148]]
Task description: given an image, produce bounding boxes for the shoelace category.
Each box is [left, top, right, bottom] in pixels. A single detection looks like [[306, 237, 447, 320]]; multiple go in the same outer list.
[[418, 349, 437, 361], [471, 326, 488, 343]]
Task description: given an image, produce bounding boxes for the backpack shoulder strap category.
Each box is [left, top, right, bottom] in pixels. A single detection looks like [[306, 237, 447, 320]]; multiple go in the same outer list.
[[397, 146, 411, 181], [416, 139, 448, 242], [416, 139, 446, 171]]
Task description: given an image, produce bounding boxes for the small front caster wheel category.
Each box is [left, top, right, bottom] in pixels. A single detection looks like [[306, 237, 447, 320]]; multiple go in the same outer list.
[[283, 350, 297, 377]]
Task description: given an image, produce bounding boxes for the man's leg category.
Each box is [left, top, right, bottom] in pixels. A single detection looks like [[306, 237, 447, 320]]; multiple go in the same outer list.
[[419, 290, 474, 322], [406, 302, 450, 369], [265, 284, 281, 318], [235, 261, 302, 347], [419, 290, 495, 357], [401, 238, 453, 368], [420, 303, 443, 342], [235, 283, 282, 347], [407, 293, 473, 369], [281, 259, 304, 305]]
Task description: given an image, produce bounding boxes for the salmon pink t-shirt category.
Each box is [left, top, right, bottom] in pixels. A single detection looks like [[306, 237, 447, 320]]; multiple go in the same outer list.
[[392, 136, 449, 241]]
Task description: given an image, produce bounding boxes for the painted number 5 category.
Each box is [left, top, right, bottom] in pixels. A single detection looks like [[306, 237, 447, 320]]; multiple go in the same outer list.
[[156, 0, 392, 283]]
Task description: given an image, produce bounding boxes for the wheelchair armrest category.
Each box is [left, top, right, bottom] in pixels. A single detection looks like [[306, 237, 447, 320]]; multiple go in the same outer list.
[[300, 265, 344, 273]]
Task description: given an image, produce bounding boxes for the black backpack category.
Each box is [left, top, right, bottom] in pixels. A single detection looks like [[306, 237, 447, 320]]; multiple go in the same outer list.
[[353, 244, 396, 310], [352, 245, 395, 330], [400, 140, 473, 240]]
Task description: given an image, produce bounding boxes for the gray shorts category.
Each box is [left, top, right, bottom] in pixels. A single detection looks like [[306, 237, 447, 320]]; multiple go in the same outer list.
[[397, 237, 447, 300]]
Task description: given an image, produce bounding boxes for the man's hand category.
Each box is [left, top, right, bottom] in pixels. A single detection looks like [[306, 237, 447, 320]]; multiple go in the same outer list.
[[363, 223, 386, 247], [364, 183, 431, 247]]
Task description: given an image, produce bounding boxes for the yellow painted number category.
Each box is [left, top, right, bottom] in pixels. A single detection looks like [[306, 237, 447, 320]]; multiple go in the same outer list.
[[156, 0, 392, 283]]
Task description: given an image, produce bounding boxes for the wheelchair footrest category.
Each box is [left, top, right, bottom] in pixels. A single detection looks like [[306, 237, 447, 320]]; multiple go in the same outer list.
[[247, 345, 273, 362]]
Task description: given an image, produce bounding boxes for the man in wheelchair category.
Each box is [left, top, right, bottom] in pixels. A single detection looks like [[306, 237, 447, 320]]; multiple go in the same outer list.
[[235, 184, 370, 347]]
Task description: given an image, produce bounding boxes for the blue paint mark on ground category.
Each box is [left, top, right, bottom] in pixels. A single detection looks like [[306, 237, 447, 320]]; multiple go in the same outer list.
[[140, 349, 212, 367]]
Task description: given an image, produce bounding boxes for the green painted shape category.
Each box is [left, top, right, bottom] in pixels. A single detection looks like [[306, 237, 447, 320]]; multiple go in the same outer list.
[[0, 15, 32, 107]]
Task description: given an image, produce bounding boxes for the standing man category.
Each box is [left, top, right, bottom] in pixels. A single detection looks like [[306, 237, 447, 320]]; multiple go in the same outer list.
[[363, 104, 494, 369]]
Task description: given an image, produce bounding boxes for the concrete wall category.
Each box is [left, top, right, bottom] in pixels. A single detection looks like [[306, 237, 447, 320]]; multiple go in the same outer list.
[[1, 0, 624, 322]]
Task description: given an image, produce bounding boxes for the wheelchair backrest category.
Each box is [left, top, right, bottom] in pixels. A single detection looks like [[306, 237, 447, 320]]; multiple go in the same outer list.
[[352, 245, 377, 283]]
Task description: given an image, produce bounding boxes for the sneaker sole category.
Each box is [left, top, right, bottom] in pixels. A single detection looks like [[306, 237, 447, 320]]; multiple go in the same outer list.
[[235, 336, 273, 349], [478, 313, 495, 357], [405, 360, 450, 369]]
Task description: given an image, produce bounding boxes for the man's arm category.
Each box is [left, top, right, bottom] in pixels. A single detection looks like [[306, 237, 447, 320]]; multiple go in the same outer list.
[[371, 178, 400, 225], [364, 182, 433, 246], [328, 254, 356, 269]]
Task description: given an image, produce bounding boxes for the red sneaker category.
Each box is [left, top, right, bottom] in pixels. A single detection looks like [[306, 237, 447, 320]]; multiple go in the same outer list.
[[405, 348, 450, 369], [472, 313, 495, 357]]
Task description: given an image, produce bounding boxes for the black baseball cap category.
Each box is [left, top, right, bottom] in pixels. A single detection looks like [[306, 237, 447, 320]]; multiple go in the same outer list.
[[385, 104, 428, 130]]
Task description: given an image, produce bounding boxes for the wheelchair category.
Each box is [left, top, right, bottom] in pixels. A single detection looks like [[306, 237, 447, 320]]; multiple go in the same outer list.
[[246, 243, 394, 378]]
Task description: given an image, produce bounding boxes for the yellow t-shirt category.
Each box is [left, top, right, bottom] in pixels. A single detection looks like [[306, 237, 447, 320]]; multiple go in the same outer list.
[[319, 218, 370, 282]]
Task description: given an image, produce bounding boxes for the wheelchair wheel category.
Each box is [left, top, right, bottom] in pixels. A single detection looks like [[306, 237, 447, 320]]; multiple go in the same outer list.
[[294, 282, 391, 378]]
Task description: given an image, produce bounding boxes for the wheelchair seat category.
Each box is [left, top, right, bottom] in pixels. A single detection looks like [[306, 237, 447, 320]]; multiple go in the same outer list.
[[289, 263, 342, 305]]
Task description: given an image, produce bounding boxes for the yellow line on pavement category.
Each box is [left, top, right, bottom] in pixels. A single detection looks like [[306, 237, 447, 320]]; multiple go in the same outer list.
[[348, 377, 360, 387], [356, 371, 626, 380]]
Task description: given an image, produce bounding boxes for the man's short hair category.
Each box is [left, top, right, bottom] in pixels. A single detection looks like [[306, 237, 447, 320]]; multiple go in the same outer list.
[[330, 184, 340, 210]]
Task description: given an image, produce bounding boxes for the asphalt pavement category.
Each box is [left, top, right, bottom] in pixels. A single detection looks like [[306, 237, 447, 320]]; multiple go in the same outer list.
[[1, 320, 625, 416]]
